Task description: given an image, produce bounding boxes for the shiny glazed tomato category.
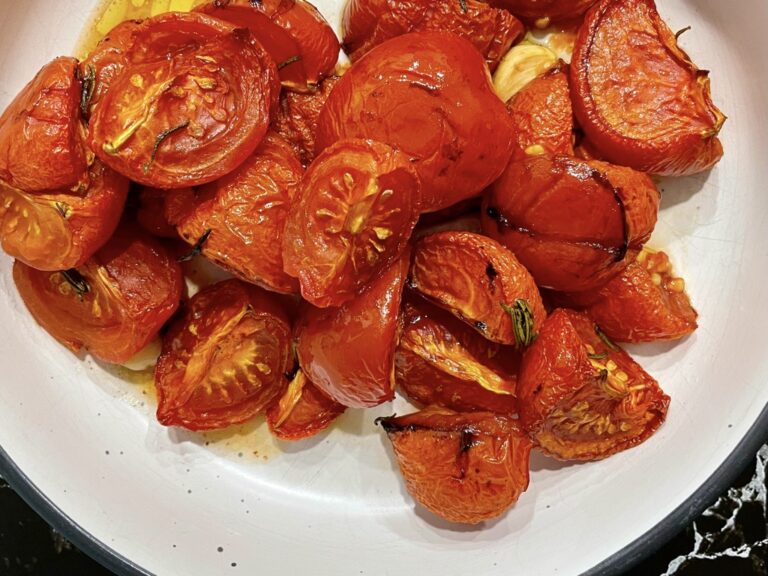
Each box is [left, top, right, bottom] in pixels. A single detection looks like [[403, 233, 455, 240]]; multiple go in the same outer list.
[[296, 251, 410, 408], [342, 0, 524, 71], [0, 57, 89, 193], [570, 0, 725, 176], [136, 186, 178, 238], [482, 154, 660, 292], [166, 132, 303, 295], [155, 279, 293, 431], [88, 12, 280, 188], [490, 0, 598, 22], [282, 139, 420, 308], [517, 309, 670, 460], [0, 160, 128, 271], [378, 406, 532, 524], [266, 369, 346, 441], [410, 231, 546, 346], [396, 296, 520, 414], [316, 32, 515, 213], [13, 225, 183, 364]]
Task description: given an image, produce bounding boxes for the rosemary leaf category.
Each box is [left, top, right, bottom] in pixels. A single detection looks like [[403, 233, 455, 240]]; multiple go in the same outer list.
[[143, 120, 190, 174], [277, 55, 302, 70]]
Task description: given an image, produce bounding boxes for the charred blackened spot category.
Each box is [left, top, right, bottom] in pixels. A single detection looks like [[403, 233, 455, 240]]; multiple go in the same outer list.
[[459, 428, 477, 453], [485, 262, 498, 281], [533, 383, 543, 395], [485, 206, 509, 227], [474, 320, 488, 332]]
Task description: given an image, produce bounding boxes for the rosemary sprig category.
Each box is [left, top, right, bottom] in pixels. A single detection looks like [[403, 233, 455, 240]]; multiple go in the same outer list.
[[277, 55, 302, 70], [142, 120, 190, 174], [178, 228, 212, 263], [79, 65, 96, 121], [595, 325, 618, 351], [500, 299, 537, 348], [588, 352, 608, 360], [458, 0, 468, 13]]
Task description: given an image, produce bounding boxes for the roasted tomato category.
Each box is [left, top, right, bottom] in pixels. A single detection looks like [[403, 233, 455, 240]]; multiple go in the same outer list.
[[518, 309, 670, 460], [378, 407, 532, 524], [316, 32, 514, 213], [88, 12, 280, 188], [166, 132, 303, 294], [155, 279, 293, 431], [271, 75, 339, 166], [410, 231, 546, 346], [266, 369, 346, 441], [570, 0, 725, 176], [0, 57, 89, 193], [282, 139, 420, 308], [396, 296, 520, 414], [136, 186, 178, 238], [482, 154, 660, 292], [196, 0, 339, 92], [13, 226, 183, 364], [0, 160, 128, 271], [506, 62, 574, 161], [566, 249, 698, 342], [490, 0, 598, 23], [296, 251, 409, 408], [343, 0, 524, 71]]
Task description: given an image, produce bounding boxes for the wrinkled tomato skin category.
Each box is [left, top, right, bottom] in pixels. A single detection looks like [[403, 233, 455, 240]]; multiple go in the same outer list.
[[507, 63, 574, 161], [13, 225, 183, 364], [0, 57, 88, 193], [517, 309, 670, 461], [88, 12, 280, 189], [136, 186, 178, 238], [155, 279, 293, 431], [490, 0, 598, 22], [482, 154, 660, 292], [316, 32, 515, 213], [283, 138, 420, 308], [570, 0, 725, 176], [168, 132, 303, 294], [266, 369, 346, 441], [296, 251, 410, 408], [410, 231, 546, 345], [396, 296, 520, 414], [343, 0, 524, 71], [0, 160, 128, 271], [378, 407, 532, 524]]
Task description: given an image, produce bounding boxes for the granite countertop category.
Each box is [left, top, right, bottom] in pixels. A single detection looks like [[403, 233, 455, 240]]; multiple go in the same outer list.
[[1, 444, 766, 575]]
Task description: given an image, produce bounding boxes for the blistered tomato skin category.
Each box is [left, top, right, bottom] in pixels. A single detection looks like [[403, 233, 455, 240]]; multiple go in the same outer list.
[[13, 226, 183, 364], [88, 12, 280, 189], [517, 309, 670, 461], [482, 154, 660, 292], [343, 0, 524, 71], [155, 279, 293, 431], [410, 231, 546, 346], [282, 138, 420, 308], [296, 251, 410, 408], [490, 0, 598, 22], [316, 32, 515, 213], [378, 407, 532, 524], [570, 0, 725, 176]]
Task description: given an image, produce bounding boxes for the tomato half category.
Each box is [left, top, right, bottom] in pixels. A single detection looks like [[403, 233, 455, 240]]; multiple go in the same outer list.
[[489, 0, 598, 22], [378, 406, 532, 524], [155, 279, 293, 431], [343, 0, 524, 71], [136, 186, 178, 238], [316, 32, 515, 213], [282, 138, 420, 308], [396, 296, 520, 414], [482, 154, 660, 292], [296, 250, 410, 408], [13, 225, 183, 364], [0, 160, 128, 271], [410, 231, 546, 346], [517, 309, 670, 461], [88, 12, 279, 188], [570, 0, 725, 176]]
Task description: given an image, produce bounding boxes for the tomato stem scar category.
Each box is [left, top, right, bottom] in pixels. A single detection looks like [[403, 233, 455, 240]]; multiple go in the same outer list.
[[143, 120, 190, 174], [178, 228, 212, 263]]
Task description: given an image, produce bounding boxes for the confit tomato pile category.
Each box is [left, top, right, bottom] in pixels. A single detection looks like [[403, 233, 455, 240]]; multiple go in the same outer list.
[[0, 0, 725, 525]]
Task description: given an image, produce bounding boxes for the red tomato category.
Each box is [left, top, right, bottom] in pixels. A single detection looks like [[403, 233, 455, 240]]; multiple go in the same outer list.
[[155, 279, 293, 431], [343, 0, 524, 71], [282, 139, 420, 308], [296, 251, 410, 408], [136, 186, 178, 238], [13, 225, 183, 364], [378, 406, 532, 524], [0, 160, 128, 271], [489, 0, 598, 22], [396, 296, 520, 414], [316, 32, 515, 213], [166, 132, 303, 294], [570, 0, 725, 176], [266, 369, 346, 441], [517, 309, 670, 460], [482, 154, 660, 292], [88, 12, 279, 188], [410, 231, 546, 346]]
